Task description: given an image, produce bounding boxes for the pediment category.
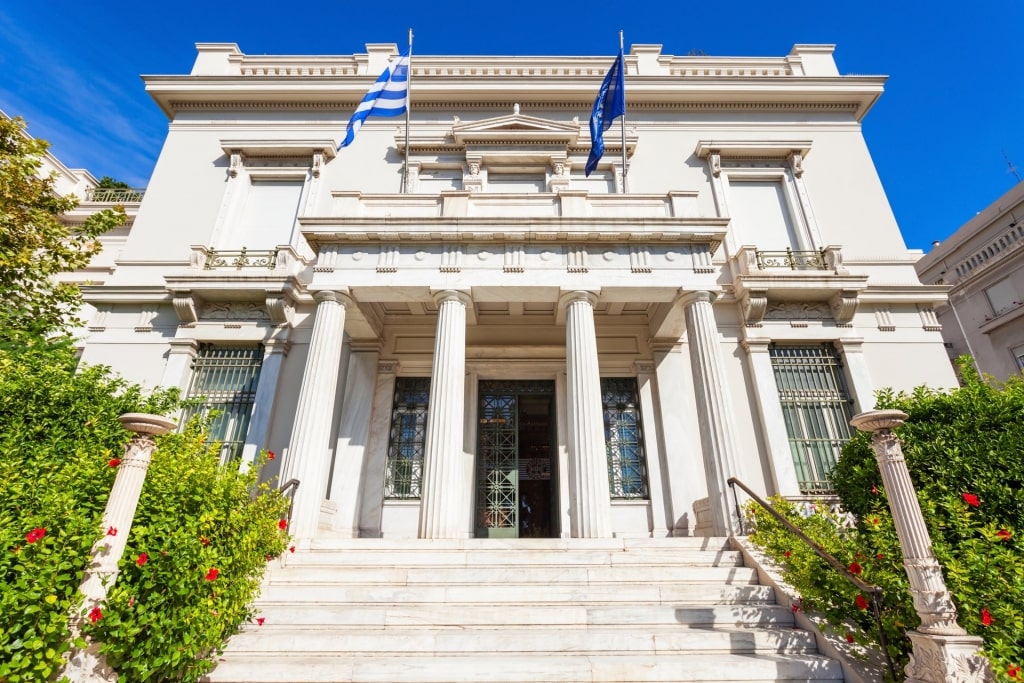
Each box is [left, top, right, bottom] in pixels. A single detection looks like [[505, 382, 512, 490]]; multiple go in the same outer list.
[[451, 113, 581, 145]]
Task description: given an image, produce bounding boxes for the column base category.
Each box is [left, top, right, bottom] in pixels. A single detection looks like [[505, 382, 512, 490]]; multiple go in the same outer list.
[[905, 630, 992, 683]]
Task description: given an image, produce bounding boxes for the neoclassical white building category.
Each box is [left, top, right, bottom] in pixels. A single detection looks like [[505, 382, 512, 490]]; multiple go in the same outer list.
[[76, 42, 956, 543]]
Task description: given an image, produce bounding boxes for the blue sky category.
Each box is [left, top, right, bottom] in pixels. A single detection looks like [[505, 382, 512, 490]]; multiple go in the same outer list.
[[1, 1, 1022, 251]]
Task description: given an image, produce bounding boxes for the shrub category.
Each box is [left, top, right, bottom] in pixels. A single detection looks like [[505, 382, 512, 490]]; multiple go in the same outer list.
[[0, 342, 288, 682], [747, 358, 1023, 682]]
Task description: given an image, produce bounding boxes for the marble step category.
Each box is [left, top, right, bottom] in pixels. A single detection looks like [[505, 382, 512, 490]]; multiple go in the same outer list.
[[221, 625, 818, 655], [268, 564, 759, 586], [308, 537, 734, 552], [205, 652, 844, 682], [283, 548, 744, 567], [256, 582, 774, 605], [248, 603, 796, 628]]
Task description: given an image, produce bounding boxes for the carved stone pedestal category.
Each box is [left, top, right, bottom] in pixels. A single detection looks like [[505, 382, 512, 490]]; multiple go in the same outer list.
[[906, 631, 991, 683]]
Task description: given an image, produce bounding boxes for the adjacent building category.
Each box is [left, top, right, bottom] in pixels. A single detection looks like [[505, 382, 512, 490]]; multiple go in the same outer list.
[[73, 42, 956, 543], [915, 181, 1024, 380]]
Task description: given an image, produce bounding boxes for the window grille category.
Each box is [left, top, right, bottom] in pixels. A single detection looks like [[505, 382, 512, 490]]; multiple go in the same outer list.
[[601, 377, 649, 499], [769, 344, 853, 495], [384, 378, 431, 499], [182, 344, 263, 463]]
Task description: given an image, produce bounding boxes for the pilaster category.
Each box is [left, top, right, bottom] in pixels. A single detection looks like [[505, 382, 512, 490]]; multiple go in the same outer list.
[[239, 337, 290, 472], [358, 360, 400, 537], [282, 290, 350, 543], [635, 360, 670, 537], [835, 338, 874, 414], [680, 290, 741, 536], [159, 338, 199, 392], [561, 290, 612, 538], [740, 338, 801, 496], [418, 290, 472, 539]]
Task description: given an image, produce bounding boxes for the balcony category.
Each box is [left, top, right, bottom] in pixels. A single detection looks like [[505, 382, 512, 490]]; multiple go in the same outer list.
[[203, 247, 278, 271], [731, 245, 868, 326], [84, 188, 145, 203]]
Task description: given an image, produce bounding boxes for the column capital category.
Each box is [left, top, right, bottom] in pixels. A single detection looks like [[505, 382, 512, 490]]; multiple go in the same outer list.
[[677, 289, 718, 308], [648, 337, 683, 354], [167, 337, 200, 355], [313, 289, 354, 307], [850, 409, 908, 434], [377, 359, 401, 375], [835, 336, 866, 353], [431, 289, 473, 308], [740, 338, 772, 354], [559, 289, 599, 307], [263, 337, 292, 356], [634, 360, 656, 376]]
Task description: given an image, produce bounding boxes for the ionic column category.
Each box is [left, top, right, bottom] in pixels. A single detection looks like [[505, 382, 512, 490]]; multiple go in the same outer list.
[[741, 338, 801, 497], [418, 290, 471, 539], [239, 337, 290, 472], [681, 290, 740, 537], [562, 290, 612, 538], [65, 413, 177, 682], [850, 410, 990, 683], [282, 290, 350, 543]]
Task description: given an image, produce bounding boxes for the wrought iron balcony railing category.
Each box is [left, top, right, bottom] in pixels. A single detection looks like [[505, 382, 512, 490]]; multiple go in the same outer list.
[[204, 247, 278, 270], [84, 187, 145, 203], [755, 248, 828, 270]]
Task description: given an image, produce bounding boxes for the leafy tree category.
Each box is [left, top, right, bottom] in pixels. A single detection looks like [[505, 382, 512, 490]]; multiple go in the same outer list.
[[748, 357, 1023, 682], [0, 341, 288, 682], [96, 176, 131, 189], [0, 116, 126, 346]]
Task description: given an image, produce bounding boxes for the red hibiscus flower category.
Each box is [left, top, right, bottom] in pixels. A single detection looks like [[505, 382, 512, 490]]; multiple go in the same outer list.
[[107, 527, 117, 536], [289, 545, 296, 553], [997, 529, 1012, 541], [876, 553, 884, 560], [205, 567, 220, 581], [782, 550, 792, 558], [256, 617, 265, 626], [88, 607, 103, 623], [846, 633, 855, 644], [963, 492, 981, 507], [200, 536, 210, 546], [855, 594, 868, 611], [267, 451, 275, 461], [848, 561, 862, 575], [981, 607, 992, 626], [128, 596, 135, 608], [108, 458, 121, 468], [278, 519, 287, 530], [136, 552, 149, 567], [791, 603, 800, 613], [265, 554, 274, 562], [870, 486, 878, 495], [1008, 665, 1020, 680], [25, 527, 46, 544]]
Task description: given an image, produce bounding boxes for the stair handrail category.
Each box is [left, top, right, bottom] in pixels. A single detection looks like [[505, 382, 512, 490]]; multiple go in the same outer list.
[[279, 478, 300, 527], [727, 477, 897, 682]]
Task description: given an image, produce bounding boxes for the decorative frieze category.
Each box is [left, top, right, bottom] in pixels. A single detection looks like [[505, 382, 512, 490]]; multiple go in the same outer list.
[[567, 246, 588, 273], [503, 243, 525, 272], [134, 306, 158, 332], [629, 245, 651, 273], [764, 301, 832, 319], [875, 306, 895, 331], [440, 244, 462, 272], [918, 305, 942, 331], [377, 244, 399, 272], [200, 301, 270, 321]]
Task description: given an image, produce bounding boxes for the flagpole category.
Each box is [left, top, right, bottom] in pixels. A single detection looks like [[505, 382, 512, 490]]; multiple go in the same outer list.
[[402, 28, 413, 193], [619, 30, 628, 194]]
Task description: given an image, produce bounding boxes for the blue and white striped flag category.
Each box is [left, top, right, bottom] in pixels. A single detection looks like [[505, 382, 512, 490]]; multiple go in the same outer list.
[[338, 50, 410, 150]]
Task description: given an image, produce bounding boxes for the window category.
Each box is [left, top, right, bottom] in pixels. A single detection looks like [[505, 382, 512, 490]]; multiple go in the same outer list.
[[727, 179, 802, 250], [416, 169, 463, 193], [601, 378, 649, 499], [985, 278, 1018, 316], [182, 344, 263, 463], [487, 173, 545, 193], [235, 179, 303, 248], [384, 378, 431, 499], [1013, 345, 1024, 373], [769, 344, 854, 495]]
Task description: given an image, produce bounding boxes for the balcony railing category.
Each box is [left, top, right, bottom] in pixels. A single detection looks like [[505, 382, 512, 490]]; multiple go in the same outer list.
[[84, 187, 145, 203], [204, 247, 278, 270], [754, 248, 828, 270]]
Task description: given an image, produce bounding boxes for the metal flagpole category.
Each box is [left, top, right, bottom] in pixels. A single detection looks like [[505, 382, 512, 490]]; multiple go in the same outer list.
[[402, 28, 413, 193], [619, 30, 628, 193]]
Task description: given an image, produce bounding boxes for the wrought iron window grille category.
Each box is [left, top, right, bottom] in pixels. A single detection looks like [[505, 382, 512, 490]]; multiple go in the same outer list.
[[601, 377, 650, 499], [384, 378, 431, 499], [755, 248, 828, 271]]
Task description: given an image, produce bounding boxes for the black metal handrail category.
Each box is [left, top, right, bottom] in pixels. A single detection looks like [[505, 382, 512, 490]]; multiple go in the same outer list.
[[728, 477, 896, 682], [279, 478, 300, 527]]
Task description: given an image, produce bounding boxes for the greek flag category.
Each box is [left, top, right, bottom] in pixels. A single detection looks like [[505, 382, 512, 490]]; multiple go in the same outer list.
[[339, 50, 410, 150], [585, 50, 625, 176]]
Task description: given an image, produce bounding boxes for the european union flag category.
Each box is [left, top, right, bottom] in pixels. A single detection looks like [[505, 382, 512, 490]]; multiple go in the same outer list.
[[585, 50, 625, 176]]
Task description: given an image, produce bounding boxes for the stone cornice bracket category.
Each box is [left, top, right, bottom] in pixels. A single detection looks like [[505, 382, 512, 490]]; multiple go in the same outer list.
[[228, 150, 244, 178], [830, 289, 860, 325], [265, 293, 296, 326], [556, 289, 600, 325], [171, 292, 198, 324], [311, 150, 325, 178], [788, 151, 804, 177], [740, 289, 768, 327], [709, 151, 721, 177]]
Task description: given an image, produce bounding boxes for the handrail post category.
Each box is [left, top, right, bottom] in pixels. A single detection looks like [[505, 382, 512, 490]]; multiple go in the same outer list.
[[850, 410, 991, 682]]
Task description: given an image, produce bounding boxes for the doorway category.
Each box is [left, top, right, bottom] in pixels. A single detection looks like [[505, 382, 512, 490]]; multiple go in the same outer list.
[[475, 380, 557, 538]]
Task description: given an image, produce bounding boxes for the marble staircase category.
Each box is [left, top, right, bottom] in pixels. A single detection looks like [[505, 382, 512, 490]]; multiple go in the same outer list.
[[205, 537, 845, 683]]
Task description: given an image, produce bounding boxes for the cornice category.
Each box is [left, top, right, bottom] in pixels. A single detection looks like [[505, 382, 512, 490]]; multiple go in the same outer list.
[[167, 100, 862, 113]]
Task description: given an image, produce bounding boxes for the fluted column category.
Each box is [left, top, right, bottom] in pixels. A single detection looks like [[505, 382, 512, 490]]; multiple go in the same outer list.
[[418, 290, 471, 539], [850, 410, 990, 683], [65, 413, 177, 682], [562, 290, 612, 538], [282, 290, 349, 543], [681, 290, 740, 537]]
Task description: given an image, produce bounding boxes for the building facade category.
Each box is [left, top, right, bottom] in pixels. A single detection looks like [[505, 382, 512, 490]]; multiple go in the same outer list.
[[915, 181, 1024, 380], [75, 42, 956, 543]]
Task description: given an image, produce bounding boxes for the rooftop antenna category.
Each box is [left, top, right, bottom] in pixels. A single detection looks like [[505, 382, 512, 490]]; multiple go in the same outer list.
[[1004, 150, 1022, 183]]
